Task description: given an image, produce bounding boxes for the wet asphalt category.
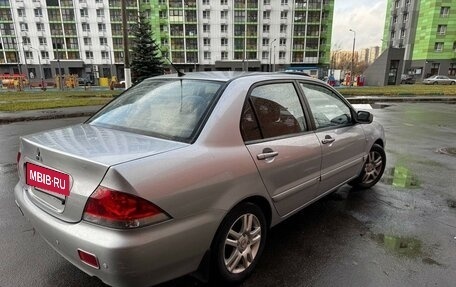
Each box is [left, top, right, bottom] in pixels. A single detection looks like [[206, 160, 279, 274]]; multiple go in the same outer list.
[[0, 103, 455, 287]]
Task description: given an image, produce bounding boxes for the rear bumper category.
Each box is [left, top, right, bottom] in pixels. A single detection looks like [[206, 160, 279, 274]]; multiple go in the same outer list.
[[14, 182, 224, 287]]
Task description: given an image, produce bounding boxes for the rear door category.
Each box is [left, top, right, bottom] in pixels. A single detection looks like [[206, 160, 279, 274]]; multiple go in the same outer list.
[[241, 81, 322, 216], [299, 83, 367, 195]]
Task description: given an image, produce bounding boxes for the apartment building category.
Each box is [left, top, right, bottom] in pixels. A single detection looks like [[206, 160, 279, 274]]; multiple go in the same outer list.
[[0, 0, 333, 83], [1, 0, 143, 83], [369, 0, 456, 85]]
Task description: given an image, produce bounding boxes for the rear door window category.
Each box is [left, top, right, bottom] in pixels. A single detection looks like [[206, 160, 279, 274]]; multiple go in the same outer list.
[[241, 82, 307, 141]]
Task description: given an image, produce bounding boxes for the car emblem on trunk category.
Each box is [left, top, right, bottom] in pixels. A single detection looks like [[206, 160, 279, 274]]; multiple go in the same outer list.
[[36, 148, 42, 161]]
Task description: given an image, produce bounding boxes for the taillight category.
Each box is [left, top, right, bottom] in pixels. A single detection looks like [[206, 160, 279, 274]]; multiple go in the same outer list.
[[83, 186, 170, 229]]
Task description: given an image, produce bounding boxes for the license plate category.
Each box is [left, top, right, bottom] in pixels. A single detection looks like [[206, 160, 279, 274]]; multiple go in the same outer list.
[[26, 163, 70, 197]]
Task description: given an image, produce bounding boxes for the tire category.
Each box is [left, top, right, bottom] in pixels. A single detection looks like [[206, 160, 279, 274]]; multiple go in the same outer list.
[[451, 81, 455, 85], [433, 81, 438, 85], [211, 202, 267, 285], [350, 144, 386, 189]]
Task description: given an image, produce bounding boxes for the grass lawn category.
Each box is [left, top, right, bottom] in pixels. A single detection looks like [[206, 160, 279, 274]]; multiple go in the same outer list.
[[337, 84, 456, 96], [0, 89, 121, 111], [0, 84, 455, 111]]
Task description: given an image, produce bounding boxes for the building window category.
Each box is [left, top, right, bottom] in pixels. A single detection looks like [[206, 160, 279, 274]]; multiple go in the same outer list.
[[262, 38, 269, 46], [203, 10, 210, 19], [263, 11, 270, 19], [83, 37, 92, 45], [440, 7, 449, 17], [202, 0, 209, 4], [280, 24, 287, 33], [434, 42, 443, 52], [393, 16, 397, 24], [280, 38, 286, 46], [203, 24, 210, 33], [391, 31, 396, 39], [20, 22, 28, 31], [437, 25, 447, 35], [34, 8, 42, 17], [221, 10, 228, 19], [80, 8, 88, 17], [25, 51, 33, 59], [221, 51, 228, 60], [279, 51, 286, 59], [281, 0, 288, 5], [96, 9, 104, 17], [98, 23, 106, 32], [99, 37, 107, 45], [22, 36, 30, 45], [280, 11, 288, 19], [220, 0, 227, 4], [264, 0, 270, 4], [204, 51, 211, 60], [82, 23, 90, 32], [41, 51, 49, 59], [395, 0, 400, 8], [234, 10, 245, 22], [221, 38, 228, 46], [263, 24, 270, 33], [400, 29, 405, 39], [402, 13, 408, 23], [17, 8, 25, 17], [262, 51, 268, 60], [86, 51, 93, 59], [405, 0, 410, 6], [449, 63, 456, 76], [101, 51, 109, 59], [221, 24, 228, 33], [38, 37, 47, 45], [36, 23, 45, 31], [203, 38, 210, 46]]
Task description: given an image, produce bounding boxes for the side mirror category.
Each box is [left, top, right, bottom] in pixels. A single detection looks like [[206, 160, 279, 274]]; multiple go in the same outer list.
[[356, 110, 373, 124]]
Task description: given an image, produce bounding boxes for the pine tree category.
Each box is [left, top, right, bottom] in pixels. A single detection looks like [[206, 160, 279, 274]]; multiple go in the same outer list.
[[130, 14, 164, 83]]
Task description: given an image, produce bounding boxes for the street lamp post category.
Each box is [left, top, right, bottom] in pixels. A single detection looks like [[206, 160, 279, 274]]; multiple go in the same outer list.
[[349, 29, 356, 86], [28, 45, 45, 90], [269, 38, 276, 72], [106, 44, 115, 89], [21, 43, 30, 89]]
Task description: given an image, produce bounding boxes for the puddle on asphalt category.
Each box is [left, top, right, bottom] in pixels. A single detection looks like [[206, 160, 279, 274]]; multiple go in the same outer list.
[[371, 233, 422, 258], [371, 103, 392, 109], [436, 147, 456, 157], [381, 166, 420, 188]]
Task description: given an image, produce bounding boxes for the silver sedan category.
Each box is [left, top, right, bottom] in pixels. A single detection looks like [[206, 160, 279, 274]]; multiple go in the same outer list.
[[14, 72, 386, 287], [423, 75, 456, 85]]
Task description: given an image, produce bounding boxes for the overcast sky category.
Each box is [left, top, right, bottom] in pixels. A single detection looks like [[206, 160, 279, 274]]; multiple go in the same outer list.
[[331, 0, 387, 51]]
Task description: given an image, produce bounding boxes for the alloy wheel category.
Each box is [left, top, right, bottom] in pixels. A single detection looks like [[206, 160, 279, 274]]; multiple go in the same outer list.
[[362, 150, 383, 184], [223, 213, 262, 274]]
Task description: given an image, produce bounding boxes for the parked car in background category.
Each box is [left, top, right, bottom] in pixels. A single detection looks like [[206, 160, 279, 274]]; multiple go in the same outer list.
[[423, 75, 456, 85], [14, 72, 386, 287], [78, 76, 93, 86], [400, 74, 416, 84]]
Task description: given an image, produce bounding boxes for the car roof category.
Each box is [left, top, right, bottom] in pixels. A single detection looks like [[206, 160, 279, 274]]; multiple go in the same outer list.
[[150, 71, 317, 83]]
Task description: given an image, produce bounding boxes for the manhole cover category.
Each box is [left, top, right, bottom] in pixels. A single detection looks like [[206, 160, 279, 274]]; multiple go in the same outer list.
[[437, 147, 456, 156]]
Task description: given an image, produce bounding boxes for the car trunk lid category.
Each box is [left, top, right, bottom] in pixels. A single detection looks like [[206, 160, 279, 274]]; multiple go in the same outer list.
[[18, 124, 188, 223]]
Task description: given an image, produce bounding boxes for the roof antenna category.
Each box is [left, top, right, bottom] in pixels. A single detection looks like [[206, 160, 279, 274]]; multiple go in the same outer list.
[[164, 55, 185, 77]]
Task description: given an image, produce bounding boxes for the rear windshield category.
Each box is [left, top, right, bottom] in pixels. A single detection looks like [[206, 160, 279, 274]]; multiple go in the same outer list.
[[88, 79, 223, 142]]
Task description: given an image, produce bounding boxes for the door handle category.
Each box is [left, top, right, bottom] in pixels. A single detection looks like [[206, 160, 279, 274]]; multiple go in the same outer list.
[[321, 135, 335, 144], [257, 148, 279, 160]]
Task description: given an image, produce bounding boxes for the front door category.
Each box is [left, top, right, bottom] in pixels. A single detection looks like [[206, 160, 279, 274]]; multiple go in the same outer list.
[[241, 82, 321, 216], [300, 83, 367, 195]]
